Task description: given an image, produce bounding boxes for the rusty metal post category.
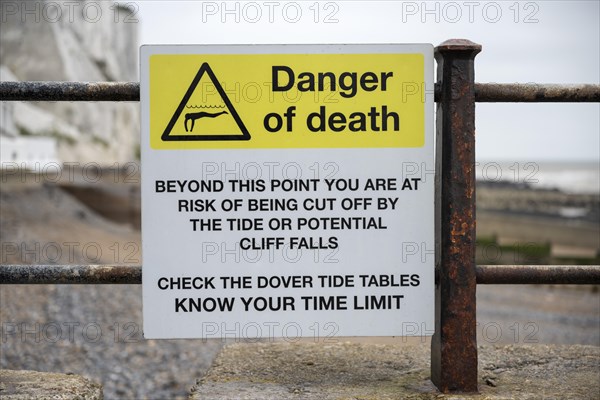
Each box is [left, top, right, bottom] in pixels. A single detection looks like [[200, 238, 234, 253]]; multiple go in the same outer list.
[[431, 39, 481, 393]]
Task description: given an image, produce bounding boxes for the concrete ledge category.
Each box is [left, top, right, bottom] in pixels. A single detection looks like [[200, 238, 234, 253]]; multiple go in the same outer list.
[[0, 369, 103, 399], [190, 342, 599, 399]]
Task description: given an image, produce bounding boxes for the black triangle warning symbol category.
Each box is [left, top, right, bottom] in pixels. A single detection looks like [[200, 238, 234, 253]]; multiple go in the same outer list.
[[162, 62, 250, 142]]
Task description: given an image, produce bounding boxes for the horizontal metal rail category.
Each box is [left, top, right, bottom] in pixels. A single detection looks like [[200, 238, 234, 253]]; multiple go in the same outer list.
[[0, 265, 141, 284], [0, 81, 139, 102], [0, 81, 598, 103], [476, 265, 600, 285], [1, 264, 598, 285], [475, 83, 600, 102]]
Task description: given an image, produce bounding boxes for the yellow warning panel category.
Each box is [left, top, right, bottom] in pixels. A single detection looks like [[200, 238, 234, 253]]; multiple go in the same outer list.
[[149, 53, 426, 149]]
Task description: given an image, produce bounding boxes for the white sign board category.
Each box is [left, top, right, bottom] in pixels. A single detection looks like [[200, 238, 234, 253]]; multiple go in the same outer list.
[[141, 44, 434, 339]]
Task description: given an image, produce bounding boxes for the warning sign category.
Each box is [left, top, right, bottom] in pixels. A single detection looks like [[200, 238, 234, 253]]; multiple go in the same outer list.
[[148, 49, 426, 150], [161, 62, 250, 141], [141, 44, 435, 340]]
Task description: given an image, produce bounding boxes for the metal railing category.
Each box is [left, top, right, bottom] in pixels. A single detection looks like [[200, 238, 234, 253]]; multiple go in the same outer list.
[[1, 81, 599, 103], [0, 39, 599, 394], [1, 264, 598, 285]]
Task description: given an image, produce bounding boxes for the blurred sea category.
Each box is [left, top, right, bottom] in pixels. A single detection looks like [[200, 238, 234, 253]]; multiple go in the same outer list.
[[476, 160, 600, 195]]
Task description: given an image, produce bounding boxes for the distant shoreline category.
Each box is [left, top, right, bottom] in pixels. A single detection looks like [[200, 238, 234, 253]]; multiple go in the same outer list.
[[476, 181, 599, 261], [475, 160, 600, 195], [477, 180, 599, 224]]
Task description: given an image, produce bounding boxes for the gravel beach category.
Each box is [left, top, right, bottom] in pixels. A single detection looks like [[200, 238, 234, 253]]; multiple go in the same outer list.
[[1, 284, 222, 399], [0, 181, 223, 398]]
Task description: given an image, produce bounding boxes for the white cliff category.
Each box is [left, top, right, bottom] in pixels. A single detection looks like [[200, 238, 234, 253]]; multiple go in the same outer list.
[[0, 0, 139, 165]]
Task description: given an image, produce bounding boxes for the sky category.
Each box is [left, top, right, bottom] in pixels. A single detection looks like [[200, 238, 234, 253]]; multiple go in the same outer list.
[[136, 1, 599, 162]]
